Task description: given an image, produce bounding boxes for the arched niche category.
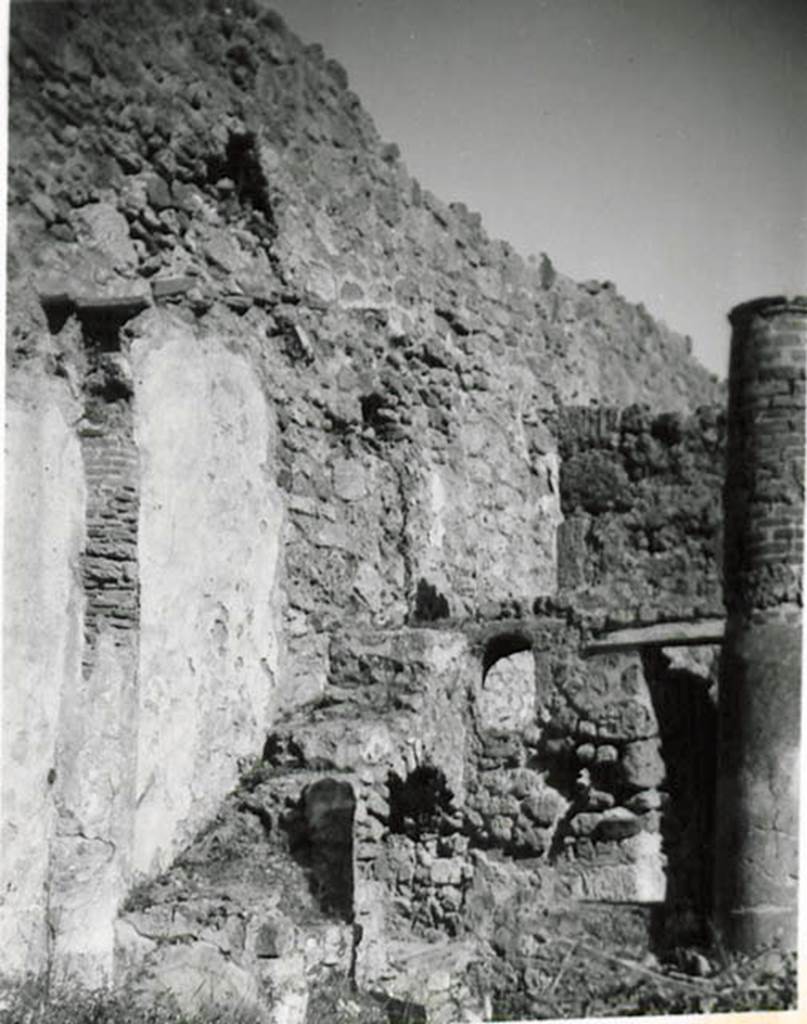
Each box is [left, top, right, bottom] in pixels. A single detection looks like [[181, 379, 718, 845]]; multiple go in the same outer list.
[[478, 633, 536, 734]]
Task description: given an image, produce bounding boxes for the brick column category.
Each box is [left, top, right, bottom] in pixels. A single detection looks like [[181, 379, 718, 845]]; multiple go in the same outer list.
[[715, 296, 806, 951]]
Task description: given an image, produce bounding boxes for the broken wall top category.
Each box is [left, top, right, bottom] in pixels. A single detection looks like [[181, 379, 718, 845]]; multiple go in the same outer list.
[[8, 0, 722, 419]]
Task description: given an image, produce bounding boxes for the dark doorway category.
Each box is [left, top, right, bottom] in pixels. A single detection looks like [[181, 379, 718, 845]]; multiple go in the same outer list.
[[294, 778, 356, 921]]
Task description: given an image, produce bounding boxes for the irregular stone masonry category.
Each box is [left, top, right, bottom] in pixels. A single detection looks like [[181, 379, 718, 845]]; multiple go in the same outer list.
[[3, 0, 755, 1018], [264, 624, 714, 943], [116, 766, 357, 1024], [556, 402, 726, 623], [8, 0, 720, 417], [554, 404, 624, 448]]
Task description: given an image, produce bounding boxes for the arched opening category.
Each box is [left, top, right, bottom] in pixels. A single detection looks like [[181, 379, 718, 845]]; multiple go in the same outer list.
[[482, 632, 531, 675], [478, 634, 536, 735]]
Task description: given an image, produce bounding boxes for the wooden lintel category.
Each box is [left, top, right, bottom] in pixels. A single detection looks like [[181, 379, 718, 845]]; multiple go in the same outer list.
[[584, 618, 725, 655]]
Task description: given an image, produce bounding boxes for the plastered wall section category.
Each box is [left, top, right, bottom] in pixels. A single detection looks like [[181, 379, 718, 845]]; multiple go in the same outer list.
[[1, 370, 85, 974], [131, 312, 284, 877], [407, 432, 560, 617], [47, 398, 142, 980]]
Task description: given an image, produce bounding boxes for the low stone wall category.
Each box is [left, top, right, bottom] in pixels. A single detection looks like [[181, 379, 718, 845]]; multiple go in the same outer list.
[[224, 618, 719, 1020]]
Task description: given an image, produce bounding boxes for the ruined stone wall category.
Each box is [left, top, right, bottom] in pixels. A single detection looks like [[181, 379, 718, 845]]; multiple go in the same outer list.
[[8, 0, 719, 413], [159, 617, 715, 1020], [5, 0, 727, 1001], [556, 403, 725, 623], [465, 627, 714, 927]]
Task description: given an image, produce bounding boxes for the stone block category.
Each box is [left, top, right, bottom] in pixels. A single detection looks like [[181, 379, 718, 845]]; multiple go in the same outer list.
[[145, 173, 173, 210], [440, 886, 462, 912], [416, 846, 434, 868], [489, 815, 513, 844], [71, 201, 138, 269], [595, 744, 619, 765], [152, 276, 196, 298], [431, 858, 463, 886], [357, 815, 384, 843], [512, 823, 547, 855], [570, 812, 602, 837], [364, 788, 389, 822], [585, 789, 615, 811], [333, 457, 369, 501], [282, 633, 329, 712], [413, 864, 431, 884], [621, 739, 665, 789], [596, 699, 657, 742], [521, 791, 563, 827], [509, 768, 541, 799], [492, 795, 520, 817], [595, 807, 643, 841], [140, 942, 267, 1019], [357, 841, 383, 862], [625, 789, 663, 813]]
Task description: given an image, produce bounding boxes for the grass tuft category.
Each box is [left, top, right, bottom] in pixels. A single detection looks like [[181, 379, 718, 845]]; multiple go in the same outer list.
[[0, 976, 261, 1024]]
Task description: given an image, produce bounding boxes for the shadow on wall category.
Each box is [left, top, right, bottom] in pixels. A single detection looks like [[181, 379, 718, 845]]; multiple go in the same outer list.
[[642, 648, 717, 949], [387, 764, 457, 837]]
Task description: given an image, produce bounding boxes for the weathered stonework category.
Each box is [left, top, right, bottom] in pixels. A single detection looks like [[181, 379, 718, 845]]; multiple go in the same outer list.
[[5, 0, 798, 1020], [556, 403, 725, 622]]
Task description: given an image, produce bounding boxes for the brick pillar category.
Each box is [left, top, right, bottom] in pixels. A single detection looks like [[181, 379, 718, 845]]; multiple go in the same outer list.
[[715, 296, 806, 951]]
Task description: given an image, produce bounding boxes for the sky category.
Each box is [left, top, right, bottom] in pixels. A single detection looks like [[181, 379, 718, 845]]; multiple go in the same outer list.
[[270, 0, 806, 379]]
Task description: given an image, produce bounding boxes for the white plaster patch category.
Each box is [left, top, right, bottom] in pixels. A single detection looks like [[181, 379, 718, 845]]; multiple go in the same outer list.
[[1, 372, 85, 977], [428, 467, 447, 551], [131, 314, 283, 876]]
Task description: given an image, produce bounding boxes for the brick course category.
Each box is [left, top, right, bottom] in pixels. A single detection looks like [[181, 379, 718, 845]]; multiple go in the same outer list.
[[79, 398, 139, 674]]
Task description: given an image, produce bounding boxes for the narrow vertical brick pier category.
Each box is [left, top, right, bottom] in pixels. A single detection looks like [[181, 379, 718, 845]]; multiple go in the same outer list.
[[715, 296, 806, 951]]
